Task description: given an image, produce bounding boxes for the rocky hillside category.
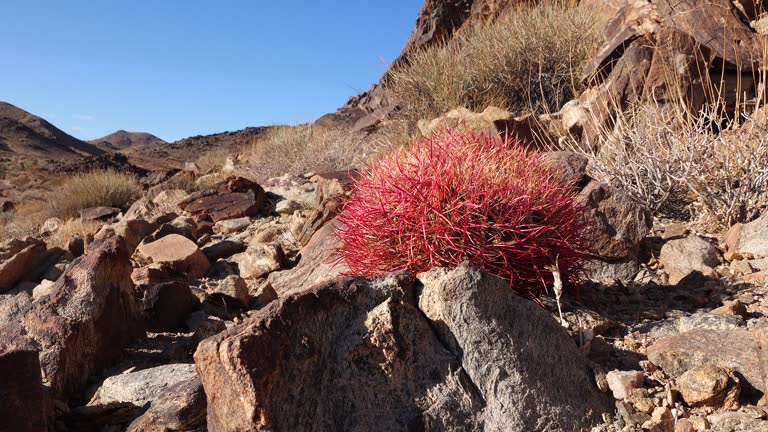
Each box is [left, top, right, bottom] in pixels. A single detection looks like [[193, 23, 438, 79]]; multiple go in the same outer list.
[[0, 102, 104, 159], [89, 130, 166, 152], [124, 126, 270, 171], [5, 0, 768, 431]]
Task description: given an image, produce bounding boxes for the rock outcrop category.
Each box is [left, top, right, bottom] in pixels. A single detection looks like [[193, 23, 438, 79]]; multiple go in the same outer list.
[[195, 263, 610, 431], [573, 0, 768, 145], [23, 236, 143, 400]]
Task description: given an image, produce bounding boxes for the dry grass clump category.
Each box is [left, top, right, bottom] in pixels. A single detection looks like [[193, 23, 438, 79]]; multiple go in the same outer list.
[[50, 170, 141, 218], [196, 150, 232, 174], [389, 0, 600, 122], [242, 124, 394, 181], [570, 104, 768, 230], [0, 199, 50, 240]]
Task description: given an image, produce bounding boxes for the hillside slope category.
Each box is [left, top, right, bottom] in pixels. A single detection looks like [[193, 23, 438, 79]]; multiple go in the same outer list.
[[0, 102, 104, 158]]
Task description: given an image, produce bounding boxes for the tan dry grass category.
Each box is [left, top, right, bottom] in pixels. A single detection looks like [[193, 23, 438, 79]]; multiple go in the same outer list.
[[242, 124, 396, 181], [388, 0, 600, 123], [50, 170, 141, 219]]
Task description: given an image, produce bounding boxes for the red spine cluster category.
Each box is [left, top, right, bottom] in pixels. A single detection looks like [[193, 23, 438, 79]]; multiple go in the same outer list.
[[334, 129, 591, 299]]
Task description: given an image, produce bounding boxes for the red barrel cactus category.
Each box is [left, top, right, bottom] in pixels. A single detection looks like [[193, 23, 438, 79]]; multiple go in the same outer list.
[[334, 129, 591, 299]]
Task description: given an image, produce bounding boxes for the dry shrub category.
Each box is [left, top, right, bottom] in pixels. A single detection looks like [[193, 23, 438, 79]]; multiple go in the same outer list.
[[242, 124, 394, 181], [196, 150, 232, 174], [51, 170, 141, 218], [335, 129, 591, 299], [0, 199, 49, 240], [389, 0, 600, 122], [569, 104, 768, 230]]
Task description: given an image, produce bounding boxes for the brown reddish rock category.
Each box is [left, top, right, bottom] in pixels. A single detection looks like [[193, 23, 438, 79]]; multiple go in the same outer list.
[[140, 281, 199, 332], [79, 206, 121, 221], [94, 218, 156, 254], [179, 176, 265, 222], [0, 324, 49, 432], [134, 234, 210, 278], [0, 237, 47, 293], [23, 236, 143, 400], [648, 329, 768, 400], [268, 220, 347, 296], [578, 180, 653, 281], [195, 263, 610, 431]]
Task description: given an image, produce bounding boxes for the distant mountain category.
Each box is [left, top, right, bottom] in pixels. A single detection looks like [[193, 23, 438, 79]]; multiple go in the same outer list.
[[0, 102, 104, 158], [89, 130, 166, 151]]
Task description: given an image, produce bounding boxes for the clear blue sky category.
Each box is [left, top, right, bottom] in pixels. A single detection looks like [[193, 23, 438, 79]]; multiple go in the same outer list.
[[1, 1, 417, 142]]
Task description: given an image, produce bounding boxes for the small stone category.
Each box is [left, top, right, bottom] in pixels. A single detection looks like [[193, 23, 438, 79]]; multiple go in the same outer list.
[[712, 299, 748, 316], [659, 236, 720, 285], [230, 243, 284, 279], [677, 364, 738, 408], [687, 416, 709, 431], [249, 281, 278, 309], [79, 206, 121, 221], [275, 199, 301, 214], [744, 271, 768, 285], [662, 223, 688, 240], [185, 311, 226, 342], [202, 239, 244, 261], [629, 395, 656, 414], [213, 217, 251, 235], [209, 275, 249, 307], [32, 279, 55, 301], [134, 234, 210, 278], [675, 418, 695, 432], [730, 258, 755, 274], [606, 370, 645, 400], [0, 200, 14, 212], [642, 407, 674, 432], [616, 400, 651, 426]]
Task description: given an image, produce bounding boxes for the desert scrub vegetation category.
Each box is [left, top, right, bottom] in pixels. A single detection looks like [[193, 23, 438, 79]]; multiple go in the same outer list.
[[242, 124, 395, 181], [50, 170, 140, 218], [388, 0, 600, 122], [569, 103, 768, 230], [335, 129, 591, 299]]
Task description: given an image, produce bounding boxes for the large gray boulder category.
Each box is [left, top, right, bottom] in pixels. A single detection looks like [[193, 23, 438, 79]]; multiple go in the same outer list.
[[195, 263, 610, 432], [126, 376, 207, 432], [89, 363, 198, 407]]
